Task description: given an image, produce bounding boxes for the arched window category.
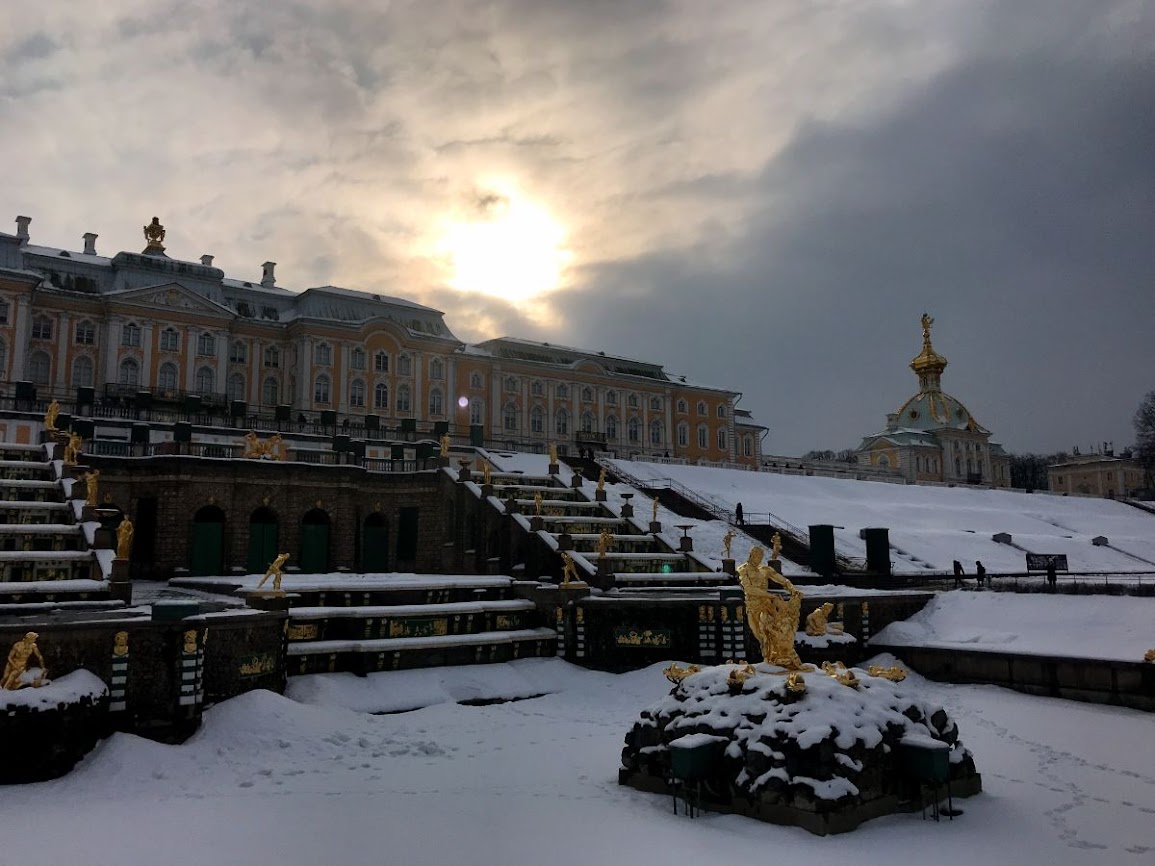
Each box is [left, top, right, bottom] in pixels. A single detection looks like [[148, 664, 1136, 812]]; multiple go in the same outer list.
[[716, 428, 727, 450], [954, 457, 961, 475], [627, 393, 639, 408], [531, 380, 544, 397], [313, 374, 330, 404], [118, 357, 139, 388], [428, 387, 443, 415], [160, 328, 180, 352], [469, 371, 482, 389], [28, 351, 51, 385], [677, 422, 689, 447], [74, 320, 95, 345], [580, 411, 594, 434], [470, 399, 483, 425], [0, 338, 8, 377], [32, 316, 53, 340], [430, 358, 444, 380], [71, 356, 94, 388], [263, 346, 280, 368], [504, 402, 519, 431], [696, 401, 707, 415], [158, 361, 178, 391], [121, 322, 140, 347], [743, 435, 753, 457], [649, 396, 662, 411], [226, 372, 245, 402], [374, 351, 389, 372], [505, 376, 518, 394], [398, 354, 412, 376], [555, 408, 569, 435], [530, 406, 545, 433], [374, 383, 389, 410], [606, 415, 618, 440], [557, 384, 569, 399], [650, 419, 663, 446], [396, 384, 411, 412], [350, 348, 365, 370], [582, 387, 593, 402], [349, 379, 366, 408], [697, 424, 708, 449], [627, 417, 641, 443], [717, 404, 726, 418], [677, 399, 687, 413], [315, 343, 331, 366], [197, 332, 216, 356], [230, 341, 247, 364], [606, 390, 618, 406], [262, 377, 279, 406], [195, 366, 215, 394]]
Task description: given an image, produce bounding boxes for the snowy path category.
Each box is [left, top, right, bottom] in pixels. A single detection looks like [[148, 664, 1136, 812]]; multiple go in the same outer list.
[[0, 659, 1151, 865]]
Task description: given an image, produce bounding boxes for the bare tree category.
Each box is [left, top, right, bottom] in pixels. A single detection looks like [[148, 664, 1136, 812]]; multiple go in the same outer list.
[[1134, 390, 1155, 488]]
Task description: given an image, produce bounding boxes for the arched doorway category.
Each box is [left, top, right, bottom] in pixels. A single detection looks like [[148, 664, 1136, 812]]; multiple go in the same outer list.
[[300, 508, 331, 573], [190, 505, 226, 576], [362, 512, 389, 573], [247, 507, 279, 574]]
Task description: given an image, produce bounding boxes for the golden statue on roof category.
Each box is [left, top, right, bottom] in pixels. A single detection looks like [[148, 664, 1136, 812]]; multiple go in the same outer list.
[[143, 216, 166, 253], [920, 312, 934, 344]]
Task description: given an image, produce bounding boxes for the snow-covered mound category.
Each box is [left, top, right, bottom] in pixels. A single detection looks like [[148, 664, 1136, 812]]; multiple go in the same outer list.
[[621, 661, 979, 833]]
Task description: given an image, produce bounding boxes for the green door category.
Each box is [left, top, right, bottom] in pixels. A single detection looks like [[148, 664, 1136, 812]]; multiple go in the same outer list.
[[362, 518, 389, 573], [190, 522, 223, 576], [300, 522, 330, 573], [247, 515, 279, 574]]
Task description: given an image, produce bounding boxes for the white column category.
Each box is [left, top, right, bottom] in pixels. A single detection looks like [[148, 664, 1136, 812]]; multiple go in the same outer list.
[[104, 320, 121, 384], [184, 330, 197, 390], [414, 352, 423, 421], [250, 339, 262, 404], [54, 312, 70, 389], [10, 297, 30, 381], [141, 324, 154, 388], [216, 331, 229, 397], [299, 338, 312, 408]]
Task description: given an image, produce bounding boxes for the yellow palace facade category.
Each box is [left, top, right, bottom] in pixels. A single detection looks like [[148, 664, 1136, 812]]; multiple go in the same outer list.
[[0, 215, 765, 465]]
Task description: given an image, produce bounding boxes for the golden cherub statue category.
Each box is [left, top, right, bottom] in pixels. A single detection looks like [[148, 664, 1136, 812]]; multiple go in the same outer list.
[[785, 672, 807, 694], [482, 462, 492, 486], [770, 531, 782, 562], [663, 662, 702, 684], [727, 662, 757, 687], [1144, 648, 1155, 663], [596, 467, 606, 491], [83, 469, 100, 504], [534, 492, 544, 516], [116, 515, 134, 561], [805, 602, 842, 637], [560, 551, 579, 587], [2, 632, 47, 690], [44, 400, 60, 433], [597, 528, 613, 560], [439, 433, 450, 457], [243, 431, 262, 458], [265, 433, 286, 460], [64, 432, 83, 465], [722, 529, 737, 560], [143, 216, 166, 250], [867, 664, 907, 682], [256, 552, 291, 594], [737, 546, 805, 670], [822, 661, 859, 688], [548, 443, 558, 464]]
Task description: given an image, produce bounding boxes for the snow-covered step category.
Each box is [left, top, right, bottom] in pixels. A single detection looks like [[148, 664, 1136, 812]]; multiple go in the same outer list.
[[288, 599, 541, 643], [171, 573, 518, 607], [0, 479, 60, 489], [0, 523, 82, 534], [613, 571, 734, 586], [0, 578, 110, 603]]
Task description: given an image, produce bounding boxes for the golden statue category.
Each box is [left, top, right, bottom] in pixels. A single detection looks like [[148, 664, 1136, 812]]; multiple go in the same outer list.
[[663, 662, 701, 684], [44, 400, 60, 433], [785, 671, 807, 694], [2, 632, 47, 690], [182, 630, 198, 654], [115, 516, 134, 561], [722, 529, 737, 560], [920, 312, 934, 346], [651, 497, 659, 523], [1144, 648, 1155, 663], [534, 492, 544, 516], [256, 552, 291, 593], [560, 551, 582, 586], [439, 433, 450, 457], [82, 469, 100, 504], [265, 433, 286, 460], [64, 432, 83, 464], [770, 531, 782, 562], [482, 462, 492, 486], [597, 528, 613, 560], [243, 431, 261, 458], [113, 631, 129, 657], [143, 216, 166, 251], [737, 546, 805, 670], [867, 664, 907, 682], [596, 468, 606, 491], [548, 443, 558, 464], [822, 661, 859, 688], [727, 662, 756, 687], [805, 602, 843, 637]]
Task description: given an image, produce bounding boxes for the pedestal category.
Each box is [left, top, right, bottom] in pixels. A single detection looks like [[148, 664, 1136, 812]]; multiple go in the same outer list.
[[108, 578, 132, 604], [480, 483, 494, 497], [559, 580, 590, 594], [620, 503, 634, 518], [437, 456, 451, 468], [457, 466, 472, 482], [548, 462, 560, 476], [597, 559, 612, 577], [530, 516, 544, 532], [678, 536, 693, 553], [504, 497, 519, 514], [722, 558, 736, 576], [595, 489, 607, 502], [571, 472, 583, 488], [241, 591, 297, 612], [649, 521, 662, 534], [558, 532, 573, 551]]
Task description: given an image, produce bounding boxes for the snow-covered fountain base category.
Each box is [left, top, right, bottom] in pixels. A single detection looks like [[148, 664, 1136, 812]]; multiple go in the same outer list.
[[619, 661, 981, 835]]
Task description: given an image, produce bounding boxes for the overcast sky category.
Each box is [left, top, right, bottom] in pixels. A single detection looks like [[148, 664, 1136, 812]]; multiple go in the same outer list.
[[2, 1, 1152, 456]]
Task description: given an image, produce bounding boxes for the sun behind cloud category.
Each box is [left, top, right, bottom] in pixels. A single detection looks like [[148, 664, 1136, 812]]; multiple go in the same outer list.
[[436, 183, 573, 304]]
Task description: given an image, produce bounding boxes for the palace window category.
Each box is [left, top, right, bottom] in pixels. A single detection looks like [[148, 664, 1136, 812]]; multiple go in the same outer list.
[[0, 338, 6, 377], [229, 341, 247, 364], [606, 415, 618, 440], [227, 373, 245, 402], [374, 351, 389, 373], [121, 322, 140, 348], [315, 343, 331, 366], [0, 300, 8, 324], [504, 403, 519, 431], [582, 387, 593, 403], [430, 358, 444, 380], [717, 405, 726, 418], [628, 417, 640, 443], [396, 384, 411, 412], [158, 362, 178, 391], [505, 376, 518, 394], [717, 428, 726, 450], [350, 379, 366, 408], [677, 422, 689, 447], [313, 374, 331, 404], [429, 387, 443, 415], [744, 436, 753, 458], [374, 383, 389, 410], [649, 396, 662, 411], [557, 384, 569, 400], [264, 346, 280, 368], [697, 424, 708, 448], [677, 399, 687, 413], [606, 390, 618, 406], [398, 354, 412, 376], [32, 316, 53, 341], [530, 406, 545, 434], [580, 411, 594, 434], [531, 380, 544, 397], [197, 333, 216, 357], [195, 366, 215, 394], [470, 371, 483, 389], [650, 419, 663, 447], [627, 393, 639, 408], [696, 401, 707, 416], [555, 408, 569, 436], [470, 399, 483, 425], [262, 377, 279, 406], [160, 328, 180, 352], [71, 356, 94, 388], [118, 357, 139, 388], [28, 351, 51, 385], [74, 321, 95, 345], [350, 348, 366, 371]]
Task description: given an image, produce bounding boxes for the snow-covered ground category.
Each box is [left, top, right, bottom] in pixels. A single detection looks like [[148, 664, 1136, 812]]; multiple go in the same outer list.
[[872, 592, 1155, 661], [609, 460, 1155, 574], [3, 658, 1152, 866]]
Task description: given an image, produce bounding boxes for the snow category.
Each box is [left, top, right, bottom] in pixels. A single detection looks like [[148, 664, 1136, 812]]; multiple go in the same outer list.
[[174, 572, 515, 592], [1, 658, 1152, 865], [0, 669, 107, 710], [871, 592, 1155, 661]]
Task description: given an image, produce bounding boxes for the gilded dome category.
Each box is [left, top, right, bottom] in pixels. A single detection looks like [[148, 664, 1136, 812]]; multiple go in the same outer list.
[[892, 390, 988, 433]]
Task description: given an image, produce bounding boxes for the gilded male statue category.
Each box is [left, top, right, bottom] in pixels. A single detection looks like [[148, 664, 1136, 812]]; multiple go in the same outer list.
[[116, 516, 135, 561], [737, 546, 804, 670], [2, 632, 47, 690], [256, 552, 291, 593]]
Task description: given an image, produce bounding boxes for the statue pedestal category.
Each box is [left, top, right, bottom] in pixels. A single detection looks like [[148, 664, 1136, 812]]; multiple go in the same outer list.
[[437, 456, 451, 468], [678, 536, 693, 553], [557, 532, 573, 551], [594, 489, 607, 502], [109, 560, 132, 604], [620, 503, 634, 518], [597, 559, 612, 577], [530, 516, 544, 532], [504, 497, 519, 514], [480, 483, 494, 497], [722, 558, 736, 576], [559, 580, 589, 593], [241, 591, 297, 612], [457, 466, 472, 482], [571, 473, 583, 489], [649, 521, 662, 534], [548, 462, 560, 476]]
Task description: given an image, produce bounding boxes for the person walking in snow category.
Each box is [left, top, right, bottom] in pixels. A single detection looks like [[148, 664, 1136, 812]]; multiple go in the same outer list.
[[735, 502, 744, 526], [975, 560, 986, 588], [953, 559, 964, 588]]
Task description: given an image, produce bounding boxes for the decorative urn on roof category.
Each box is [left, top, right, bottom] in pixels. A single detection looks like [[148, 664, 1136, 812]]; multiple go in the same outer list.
[[142, 216, 166, 255]]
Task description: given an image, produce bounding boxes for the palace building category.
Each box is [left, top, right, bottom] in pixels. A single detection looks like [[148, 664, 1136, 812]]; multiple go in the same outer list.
[[0, 215, 765, 465], [855, 315, 1010, 487]]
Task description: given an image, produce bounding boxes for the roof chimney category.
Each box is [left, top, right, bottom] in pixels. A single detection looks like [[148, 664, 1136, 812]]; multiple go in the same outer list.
[[261, 261, 276, 287], [200, 254, 214, 267], [83, 232, 98, 255], [15, 216, 30, 243]]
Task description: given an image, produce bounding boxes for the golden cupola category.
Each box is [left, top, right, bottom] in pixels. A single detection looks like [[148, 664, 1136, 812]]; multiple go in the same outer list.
[[909, 312, 948, 392]]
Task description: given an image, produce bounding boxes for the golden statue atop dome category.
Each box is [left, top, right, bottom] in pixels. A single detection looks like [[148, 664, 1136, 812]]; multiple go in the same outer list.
[[910, 312, 948, 383], [143, 216, 166, 254]]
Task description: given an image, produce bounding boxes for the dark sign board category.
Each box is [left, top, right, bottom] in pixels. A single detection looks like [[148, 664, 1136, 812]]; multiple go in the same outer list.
[[1026, 554, 1068, 572]]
